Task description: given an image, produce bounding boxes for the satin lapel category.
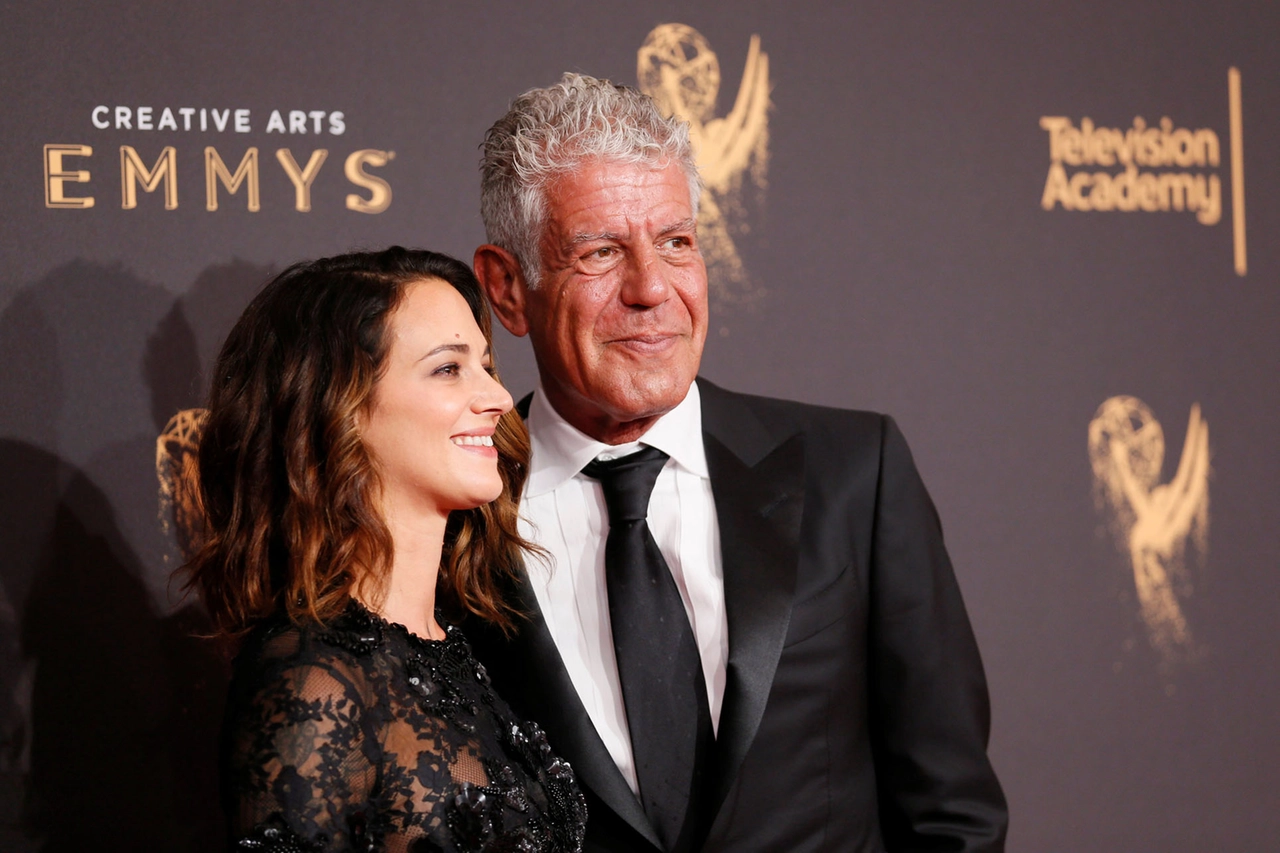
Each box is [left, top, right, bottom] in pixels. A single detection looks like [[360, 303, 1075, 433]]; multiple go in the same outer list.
[[700, 384, 806, 813], [503, 391, 657, 846], [497, 567, 663, 849]]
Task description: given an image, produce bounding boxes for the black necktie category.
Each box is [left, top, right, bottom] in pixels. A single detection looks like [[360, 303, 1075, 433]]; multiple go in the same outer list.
[[582, 446, 714, 853]]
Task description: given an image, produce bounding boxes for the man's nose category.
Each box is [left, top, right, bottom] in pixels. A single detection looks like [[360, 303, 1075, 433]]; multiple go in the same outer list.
[[619, 248, 671, 308]]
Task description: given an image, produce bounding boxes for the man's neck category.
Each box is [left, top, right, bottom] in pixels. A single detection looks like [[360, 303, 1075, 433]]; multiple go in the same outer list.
[[580, 415, 662, 446], [523, 379, 706, 498], [538, 385, 669, 445]]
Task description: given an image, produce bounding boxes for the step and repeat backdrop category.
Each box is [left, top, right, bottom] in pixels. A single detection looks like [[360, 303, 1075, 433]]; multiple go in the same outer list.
[[2, 2, 1276, 850]]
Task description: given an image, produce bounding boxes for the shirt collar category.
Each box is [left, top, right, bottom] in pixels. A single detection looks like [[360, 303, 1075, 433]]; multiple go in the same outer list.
[[525, 380, 708, 497]]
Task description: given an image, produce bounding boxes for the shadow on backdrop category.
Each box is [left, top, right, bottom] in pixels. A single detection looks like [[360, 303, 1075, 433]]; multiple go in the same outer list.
[[0, 259, 272, 851]]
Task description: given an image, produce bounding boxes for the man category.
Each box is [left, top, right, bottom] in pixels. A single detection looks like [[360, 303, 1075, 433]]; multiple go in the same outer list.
[[468, 72, 1007, 852]]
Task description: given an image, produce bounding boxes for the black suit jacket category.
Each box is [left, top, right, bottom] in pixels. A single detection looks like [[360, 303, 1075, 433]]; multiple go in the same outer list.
[[467, 380, 1007, 852]]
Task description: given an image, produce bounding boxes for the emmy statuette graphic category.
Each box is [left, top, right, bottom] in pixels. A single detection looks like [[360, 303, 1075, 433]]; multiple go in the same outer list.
[[156, 407, 208, 562], [638, 23, 770, 306], [1088, 396, 1210, 667]]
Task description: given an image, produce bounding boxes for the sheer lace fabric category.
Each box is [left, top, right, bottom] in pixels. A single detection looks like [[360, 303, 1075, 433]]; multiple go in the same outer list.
[[222, 601, 586, 852]]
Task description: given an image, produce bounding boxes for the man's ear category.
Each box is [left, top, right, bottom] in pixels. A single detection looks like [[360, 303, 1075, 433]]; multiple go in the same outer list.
[[474, 244, 530, 337]]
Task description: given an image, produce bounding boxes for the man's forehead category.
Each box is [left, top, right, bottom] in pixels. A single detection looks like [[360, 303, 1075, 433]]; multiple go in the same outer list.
[[553, 154, 687, 187], [543, 160, 693, 227]]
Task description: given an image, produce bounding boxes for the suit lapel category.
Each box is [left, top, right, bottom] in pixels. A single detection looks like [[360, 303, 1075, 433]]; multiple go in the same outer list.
[[501, 391, 662, 847], [487, 573, 664, 849], [505, 382, 803, 843], [699, 381, 806, 813]]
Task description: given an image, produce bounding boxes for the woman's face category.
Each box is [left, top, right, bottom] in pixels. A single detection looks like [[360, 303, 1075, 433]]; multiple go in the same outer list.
[[361, 277, 513, 522]]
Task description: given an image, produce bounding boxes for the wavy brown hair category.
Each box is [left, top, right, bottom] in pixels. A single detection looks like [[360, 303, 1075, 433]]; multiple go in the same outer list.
[[183, 246, 533, 638]]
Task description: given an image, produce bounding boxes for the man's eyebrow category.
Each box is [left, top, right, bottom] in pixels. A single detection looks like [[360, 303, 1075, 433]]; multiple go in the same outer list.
[[562, 219, 697, 252], [657, 217, 698, 237], [564, 230, 623, 251]]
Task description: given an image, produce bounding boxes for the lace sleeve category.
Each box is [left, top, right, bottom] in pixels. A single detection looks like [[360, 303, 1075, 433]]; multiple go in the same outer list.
[[223, 653, 381, 852]]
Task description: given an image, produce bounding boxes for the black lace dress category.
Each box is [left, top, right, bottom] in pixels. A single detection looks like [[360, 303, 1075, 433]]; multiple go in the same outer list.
[[221, 600, 587, 853]]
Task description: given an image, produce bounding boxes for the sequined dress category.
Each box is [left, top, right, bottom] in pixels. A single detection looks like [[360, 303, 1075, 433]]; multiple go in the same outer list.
[[221, 600, 587, 853]]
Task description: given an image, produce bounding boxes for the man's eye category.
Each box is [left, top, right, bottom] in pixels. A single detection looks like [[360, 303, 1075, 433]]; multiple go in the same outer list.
[[579, 245, 619, 263]]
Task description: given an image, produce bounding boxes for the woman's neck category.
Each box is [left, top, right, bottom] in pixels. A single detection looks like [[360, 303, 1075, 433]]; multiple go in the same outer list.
[[369, 507, 449, 641]]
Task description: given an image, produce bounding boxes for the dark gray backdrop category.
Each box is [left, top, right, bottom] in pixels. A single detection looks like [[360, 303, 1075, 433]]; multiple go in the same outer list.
[[2, 2, 1277, 850]]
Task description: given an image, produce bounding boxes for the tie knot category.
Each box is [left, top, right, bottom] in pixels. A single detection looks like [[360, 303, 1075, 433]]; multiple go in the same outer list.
[[581, 446, 670, 524]]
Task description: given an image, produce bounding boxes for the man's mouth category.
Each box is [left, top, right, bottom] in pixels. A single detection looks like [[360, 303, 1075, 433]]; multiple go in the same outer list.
[[611, 333, 680, 349]]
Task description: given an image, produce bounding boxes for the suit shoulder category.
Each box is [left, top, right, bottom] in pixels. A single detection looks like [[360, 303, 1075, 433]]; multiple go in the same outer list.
[[700, 379, 890, 441]]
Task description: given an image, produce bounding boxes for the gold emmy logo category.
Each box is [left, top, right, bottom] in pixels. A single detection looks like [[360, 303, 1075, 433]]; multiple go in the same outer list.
[[638, 23, 770, 305], [44, 143, 394, 214], [1088, 396, 1210, 665], [156, 407, 208, 562]]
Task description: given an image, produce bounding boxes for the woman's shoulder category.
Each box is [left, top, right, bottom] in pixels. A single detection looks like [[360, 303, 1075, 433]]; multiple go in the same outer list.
[[229, 600, 392, 705], [241, 598, 382, 656]]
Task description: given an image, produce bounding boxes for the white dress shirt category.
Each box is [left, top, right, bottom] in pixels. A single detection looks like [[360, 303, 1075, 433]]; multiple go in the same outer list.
[[519, 380, 727, 796]]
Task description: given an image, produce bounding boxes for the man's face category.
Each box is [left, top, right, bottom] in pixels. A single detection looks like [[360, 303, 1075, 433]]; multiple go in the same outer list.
[[523, 159, 708, 443]]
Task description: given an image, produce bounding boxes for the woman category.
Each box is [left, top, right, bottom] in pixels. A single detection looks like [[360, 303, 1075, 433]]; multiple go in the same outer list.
[[184, 247, 586, 852]]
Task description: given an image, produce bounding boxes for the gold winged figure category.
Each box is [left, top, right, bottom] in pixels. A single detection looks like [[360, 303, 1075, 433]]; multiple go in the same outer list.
[[638, 24, 770, 305], [156, 407, 208, 562], [1088, 396, 1210, 665]]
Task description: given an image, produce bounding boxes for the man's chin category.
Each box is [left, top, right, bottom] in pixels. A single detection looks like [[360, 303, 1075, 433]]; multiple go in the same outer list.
[[598, 376, 694, 423], [541, 366, 698, 441]]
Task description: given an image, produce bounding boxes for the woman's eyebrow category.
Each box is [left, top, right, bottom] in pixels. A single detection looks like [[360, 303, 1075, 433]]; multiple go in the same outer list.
[[416, 342, 470, 363]]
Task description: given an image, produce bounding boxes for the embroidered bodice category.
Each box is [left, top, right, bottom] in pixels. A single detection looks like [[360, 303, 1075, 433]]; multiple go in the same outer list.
[[221, 601, 586, 853]]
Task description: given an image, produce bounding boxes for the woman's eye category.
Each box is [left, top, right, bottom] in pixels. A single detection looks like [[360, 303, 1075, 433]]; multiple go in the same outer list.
[[433, 363, 460, 377]]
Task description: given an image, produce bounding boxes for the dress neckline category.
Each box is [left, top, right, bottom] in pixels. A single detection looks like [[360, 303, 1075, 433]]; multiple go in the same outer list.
[[346, 598, 454, 649]]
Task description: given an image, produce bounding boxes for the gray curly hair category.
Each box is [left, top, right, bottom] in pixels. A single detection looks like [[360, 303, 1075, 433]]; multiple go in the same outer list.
[[480, 72, 702, 288]]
